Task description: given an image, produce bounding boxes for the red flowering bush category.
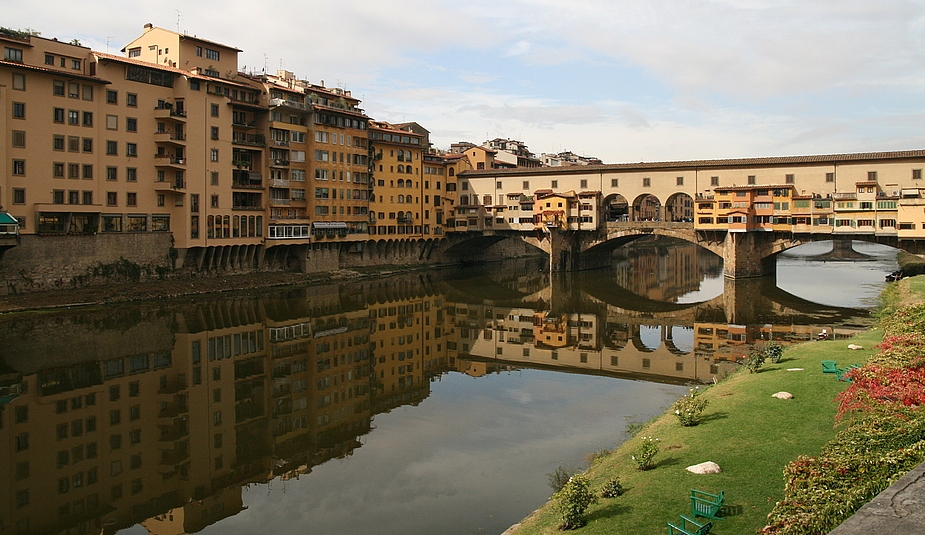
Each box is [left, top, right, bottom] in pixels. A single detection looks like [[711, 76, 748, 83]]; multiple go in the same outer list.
[[763, 295, 925, 534], [836, 365, 925, 420]]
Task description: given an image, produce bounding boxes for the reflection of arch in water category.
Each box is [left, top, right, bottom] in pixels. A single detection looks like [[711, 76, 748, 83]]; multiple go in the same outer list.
[[665, 325, 695, 355], [632, 193, 661, 221], [581, 275, 708, 314], [632, 325, 662, 352], [603, 193, 630, 221], [665, 192, 694, 222]]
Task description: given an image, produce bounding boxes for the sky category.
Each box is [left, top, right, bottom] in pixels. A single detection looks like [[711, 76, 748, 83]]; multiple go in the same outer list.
[[8, 0, 925, 163]]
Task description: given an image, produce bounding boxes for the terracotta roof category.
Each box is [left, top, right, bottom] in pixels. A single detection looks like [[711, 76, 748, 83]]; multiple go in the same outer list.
[[312, 102, 368, 118], [460, 149, 925, 177], [122, 26, 242, 53], [94, 52, 258, 90], [0, 59, 110, 84], [370, 121, 422, 135]]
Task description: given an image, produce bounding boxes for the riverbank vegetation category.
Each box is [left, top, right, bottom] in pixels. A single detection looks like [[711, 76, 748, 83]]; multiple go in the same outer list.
[[507, 276, 925, 535]]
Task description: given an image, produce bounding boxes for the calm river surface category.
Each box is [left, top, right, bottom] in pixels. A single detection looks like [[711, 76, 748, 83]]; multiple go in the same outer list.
[[0, 239, 899, 535]]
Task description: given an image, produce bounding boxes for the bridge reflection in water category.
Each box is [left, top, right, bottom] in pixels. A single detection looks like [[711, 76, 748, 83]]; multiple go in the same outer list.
[[0, 240, 879, 535]]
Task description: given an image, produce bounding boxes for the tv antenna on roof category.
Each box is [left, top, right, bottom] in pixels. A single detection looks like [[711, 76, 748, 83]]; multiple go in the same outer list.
[[175, 10, 182, 33], [106, 37, 114, 53]]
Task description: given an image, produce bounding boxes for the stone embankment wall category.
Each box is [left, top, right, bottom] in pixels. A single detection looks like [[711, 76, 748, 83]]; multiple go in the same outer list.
[[0, 233, 545, 295], [0, 234, 175, 295]]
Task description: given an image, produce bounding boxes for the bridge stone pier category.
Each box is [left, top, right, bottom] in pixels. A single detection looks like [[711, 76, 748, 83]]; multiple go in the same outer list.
[[722, 231, 784, 279]]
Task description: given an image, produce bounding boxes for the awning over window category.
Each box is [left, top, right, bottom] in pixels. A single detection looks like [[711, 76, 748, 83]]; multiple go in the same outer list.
[[312, 222, 348, 229], [0, 212, 18, 225]]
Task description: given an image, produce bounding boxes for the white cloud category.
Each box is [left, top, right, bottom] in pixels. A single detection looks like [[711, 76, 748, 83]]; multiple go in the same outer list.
[[7, 0, 925, 163]]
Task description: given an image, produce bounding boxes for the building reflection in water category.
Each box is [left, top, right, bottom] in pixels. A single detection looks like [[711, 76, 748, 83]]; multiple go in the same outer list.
[[0, 240, 873, 535]]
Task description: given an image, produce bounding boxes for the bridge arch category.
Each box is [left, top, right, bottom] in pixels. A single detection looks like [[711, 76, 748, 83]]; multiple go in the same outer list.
[[581, 226, 725, 260], [632, 193, 662, 222], [665, 192, 694, 222], [603, 193, 630, 222]]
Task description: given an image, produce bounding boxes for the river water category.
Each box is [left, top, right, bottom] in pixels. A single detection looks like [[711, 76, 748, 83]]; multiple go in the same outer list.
[[0, 239, 899, 535]]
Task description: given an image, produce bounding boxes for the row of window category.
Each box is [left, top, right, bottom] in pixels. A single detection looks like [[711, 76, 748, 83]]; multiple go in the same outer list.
[[313, 169, 371, 183], [480, 171, 925, 192], [4, 47, 82, 70], [313, 188, 371, 200]]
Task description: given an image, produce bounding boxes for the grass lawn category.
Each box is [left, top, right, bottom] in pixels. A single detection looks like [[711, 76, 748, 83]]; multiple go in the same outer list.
[[507, 329, 883, 535]]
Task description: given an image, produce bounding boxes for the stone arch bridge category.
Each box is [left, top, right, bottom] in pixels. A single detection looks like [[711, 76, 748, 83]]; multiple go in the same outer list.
[[441, 222, 925, 278]]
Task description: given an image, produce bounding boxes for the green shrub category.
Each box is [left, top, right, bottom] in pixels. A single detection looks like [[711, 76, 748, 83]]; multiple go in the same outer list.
[[553, 474, 598, 530], [765, 341, 783, 363], [671, 388, 709, 426], [600, 477, 624, 498], [744, 347, 767, 373], [631, 436, 660, 470]]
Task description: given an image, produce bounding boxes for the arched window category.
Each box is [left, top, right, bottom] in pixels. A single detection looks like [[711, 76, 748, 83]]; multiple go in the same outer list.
[[398, 179, 405, 187], [233, 215, 240, 238], [223, 215, 231, 238], [405, 211, 413, 221], [397, 195, 404, 203], [207, 215, 215, 238], [448, 168, 455, 176], [255, 216, 263, 237]]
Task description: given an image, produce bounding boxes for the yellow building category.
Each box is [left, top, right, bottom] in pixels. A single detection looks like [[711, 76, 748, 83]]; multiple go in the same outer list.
[[369, 121, 428, 237]]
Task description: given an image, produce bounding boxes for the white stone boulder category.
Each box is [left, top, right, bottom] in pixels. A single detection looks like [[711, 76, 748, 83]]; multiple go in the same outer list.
[[772, 391, 794, 399], [686, 461, 722, 474], [848, 344, 863, 350]]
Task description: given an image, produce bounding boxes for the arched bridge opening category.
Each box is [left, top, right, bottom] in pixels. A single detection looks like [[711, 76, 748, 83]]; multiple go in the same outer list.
[[440, 231, 549, 264], [578, 225, 724, 272]]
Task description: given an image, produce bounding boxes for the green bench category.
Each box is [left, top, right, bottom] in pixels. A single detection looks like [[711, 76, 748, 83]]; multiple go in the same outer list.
[[837, 363, 862, 382], [690, 489, 724, 520], [821, 360, 838, 374], [668, 514, 713, 535]]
